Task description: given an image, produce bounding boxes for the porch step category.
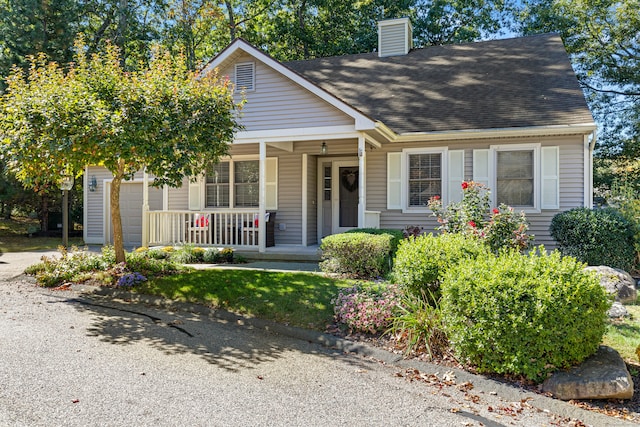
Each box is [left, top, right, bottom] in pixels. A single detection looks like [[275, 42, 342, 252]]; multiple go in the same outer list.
[[235, 249, 321, 263]]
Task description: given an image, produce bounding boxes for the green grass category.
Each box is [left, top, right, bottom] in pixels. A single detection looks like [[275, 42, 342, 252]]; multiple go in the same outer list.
[[137, 269, 355, 330], [0, 217, 84, 252], [603, 304, 640, 363]]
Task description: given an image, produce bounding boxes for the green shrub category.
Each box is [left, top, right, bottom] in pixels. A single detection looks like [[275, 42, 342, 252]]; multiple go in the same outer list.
[[344, 228, 404, 254], [170, 245, 205, 264], [320, 232, 396, 279], [202, 248, 219, 263], [392, 233, 487, 296], [550, 207, 636, 270], [125, 251, 181, 277], [440, 248, 610, 382]]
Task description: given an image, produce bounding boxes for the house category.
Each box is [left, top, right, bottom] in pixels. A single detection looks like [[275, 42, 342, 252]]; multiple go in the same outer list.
[[83, 18, 596, 253]]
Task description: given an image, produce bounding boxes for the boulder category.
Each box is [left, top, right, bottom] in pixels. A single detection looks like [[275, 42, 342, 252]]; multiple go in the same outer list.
[[584, 266, 638, 303], [542, 346, 633, 400], [608, 301, 629, 318]]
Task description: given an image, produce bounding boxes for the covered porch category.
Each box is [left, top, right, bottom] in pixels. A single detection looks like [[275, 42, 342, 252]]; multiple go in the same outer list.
[[139, 130, 382, 252]]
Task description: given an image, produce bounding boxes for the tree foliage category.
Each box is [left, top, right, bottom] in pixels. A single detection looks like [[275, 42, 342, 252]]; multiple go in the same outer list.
[[516, 0, 640, 185], [0, 41, 242, 261]]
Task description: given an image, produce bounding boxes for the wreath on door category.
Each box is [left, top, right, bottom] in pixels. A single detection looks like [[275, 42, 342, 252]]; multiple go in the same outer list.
[[341, 169, 358, 193]]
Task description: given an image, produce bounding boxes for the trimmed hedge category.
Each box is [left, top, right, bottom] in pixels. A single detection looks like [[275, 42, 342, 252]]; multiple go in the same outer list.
[[550, 207, 636, 270], [440, 248, 610, 382], [320, 230, 399, 279], [392, 233, 488, 296]]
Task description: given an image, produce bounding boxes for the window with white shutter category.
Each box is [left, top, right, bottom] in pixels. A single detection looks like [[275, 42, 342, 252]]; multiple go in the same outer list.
[[448, 150, 465, 204]]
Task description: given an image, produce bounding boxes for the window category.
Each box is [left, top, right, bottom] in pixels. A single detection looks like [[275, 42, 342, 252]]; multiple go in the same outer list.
[[234, 160, 259, 207], [408, 153, 442, 207], [201, 158, 277, 210], [496, 150, 534, 207], [205, 162, 229, 207], [387, 148, 451, 212], [473, 143, 559, 212]]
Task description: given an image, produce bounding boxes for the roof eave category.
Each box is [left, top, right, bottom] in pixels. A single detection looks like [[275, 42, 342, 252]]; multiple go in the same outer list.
[[375, 122, 597, 142]]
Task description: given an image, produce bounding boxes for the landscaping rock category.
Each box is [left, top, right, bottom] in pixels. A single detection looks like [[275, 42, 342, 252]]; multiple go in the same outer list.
[[584, 266, 638, 303], [542, 346, 633, 400], [608, 301, 629, 318]]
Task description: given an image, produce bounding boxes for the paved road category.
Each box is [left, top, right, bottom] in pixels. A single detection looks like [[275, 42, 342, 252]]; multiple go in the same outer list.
[[0, 253, 632, 426]]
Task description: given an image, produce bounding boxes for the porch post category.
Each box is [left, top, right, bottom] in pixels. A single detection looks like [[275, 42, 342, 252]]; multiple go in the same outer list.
[[259, 141, 267, 252], [141, 169, 149, 247], [302, 153, 308, 246], [358, 135, 366, 227]]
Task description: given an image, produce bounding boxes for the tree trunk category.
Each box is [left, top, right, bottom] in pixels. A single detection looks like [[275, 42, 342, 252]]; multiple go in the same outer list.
[[110, 161, 126, 263], [225, 0, 237, 42]]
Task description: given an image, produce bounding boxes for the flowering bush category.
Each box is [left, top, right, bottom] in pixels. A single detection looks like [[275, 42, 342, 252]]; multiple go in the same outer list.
[[332, 284, 403, 334], [428, 181, 490, 233], [116, 272, 147, 287], [484, 204, 533, 252], [428, 182, 532, 252]]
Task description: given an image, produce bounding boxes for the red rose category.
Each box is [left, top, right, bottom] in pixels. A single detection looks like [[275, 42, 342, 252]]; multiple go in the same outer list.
[[433, 195, 440, 200], [492, 208, 499, 214], [468, 220, 476, 228], [461, 182, 469, 190]]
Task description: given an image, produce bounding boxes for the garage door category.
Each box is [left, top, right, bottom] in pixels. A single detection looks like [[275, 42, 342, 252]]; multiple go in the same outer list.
[[109, 183, 163, 248]]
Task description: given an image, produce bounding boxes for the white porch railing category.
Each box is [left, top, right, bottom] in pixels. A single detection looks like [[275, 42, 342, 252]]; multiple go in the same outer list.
[[147, 210, 260, 247]]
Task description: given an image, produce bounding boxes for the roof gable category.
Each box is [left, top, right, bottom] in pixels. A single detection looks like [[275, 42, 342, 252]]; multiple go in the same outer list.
[[202, 38, 376, 131]]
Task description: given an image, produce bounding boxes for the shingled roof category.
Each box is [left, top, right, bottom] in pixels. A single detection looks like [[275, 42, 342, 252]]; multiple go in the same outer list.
[[285, 33, 593, 135]]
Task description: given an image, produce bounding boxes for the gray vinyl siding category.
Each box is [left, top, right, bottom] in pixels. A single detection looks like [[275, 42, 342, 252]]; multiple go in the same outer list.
[[84, 166, 165, 243], [85, 166, 114, 241], [379, 24, 408, 57], [273, 151, 303, 244], [168, 178, 189, 210], [366, 135, 586, 249], [220, 53, 354, 131], [307, 156, 318, 245]]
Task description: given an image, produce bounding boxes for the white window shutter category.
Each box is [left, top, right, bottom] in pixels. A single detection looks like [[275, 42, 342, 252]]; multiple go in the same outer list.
[[448, 150, 465, 204], [472, 149, 490, 187], [387, 152, 402, 209], [541, 146, 559, 209], [265, 157, 278, 210], [188, 177, 202, 210]]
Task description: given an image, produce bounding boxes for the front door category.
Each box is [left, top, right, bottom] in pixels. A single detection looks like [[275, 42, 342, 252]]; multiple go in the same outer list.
[[332, 161, 359, 234]]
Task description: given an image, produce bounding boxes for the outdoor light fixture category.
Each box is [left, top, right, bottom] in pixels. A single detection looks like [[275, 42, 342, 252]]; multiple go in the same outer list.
[[60, 175, 74, 191], [321, 141, 328, 155], [89, 175, 97, 192]]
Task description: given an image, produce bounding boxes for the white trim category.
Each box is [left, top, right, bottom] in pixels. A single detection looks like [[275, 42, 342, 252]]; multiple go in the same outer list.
[[302, 153, 308, 246], [358, 135, 366, 227], [401, 147, 448, 213], [585, 133, 595, 208], [234, 125, 360, 144], [332, 159, 360, 234], [490, 143, 541, 213], [259, 141, 266, 252], [82, 166, 89, 244], [201, 39, 376, 131], [378, 122, 597, 143], [162, 185, 169, 210]]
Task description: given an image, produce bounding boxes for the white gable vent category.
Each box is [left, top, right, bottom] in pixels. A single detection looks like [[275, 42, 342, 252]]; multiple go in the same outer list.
[[378, 18, 413, 57], [235, 62, 255, 91]]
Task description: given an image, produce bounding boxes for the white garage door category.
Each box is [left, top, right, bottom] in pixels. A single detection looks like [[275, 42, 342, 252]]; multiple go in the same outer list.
[[109, 183, 163, 248]]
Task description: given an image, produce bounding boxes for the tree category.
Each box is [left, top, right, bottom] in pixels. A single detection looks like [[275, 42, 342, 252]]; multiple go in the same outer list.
[[516, 0, 640, 188], [0, 41, 242, 262]]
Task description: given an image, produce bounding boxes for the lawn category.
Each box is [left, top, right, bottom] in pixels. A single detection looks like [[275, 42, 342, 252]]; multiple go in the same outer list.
[[0, 217, 84, 252], [603, 304, 640, 363], [137, 269, 355, 330]]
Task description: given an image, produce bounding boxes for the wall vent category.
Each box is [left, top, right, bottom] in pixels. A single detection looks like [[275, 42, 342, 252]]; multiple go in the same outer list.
[[235, 62, 255, 91]]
